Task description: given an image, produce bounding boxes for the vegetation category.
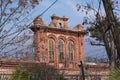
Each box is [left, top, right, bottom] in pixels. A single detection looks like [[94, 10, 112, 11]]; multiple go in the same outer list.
[[107, 67, 120, 80], [11, 64, 66, 80], [11, 65, 30, 80], [56, 74, 66, 80], [87, 26, 103, 42], [29, 64, 59, 80], [87, 20, 120, 68], [77, 0, 120, 68]]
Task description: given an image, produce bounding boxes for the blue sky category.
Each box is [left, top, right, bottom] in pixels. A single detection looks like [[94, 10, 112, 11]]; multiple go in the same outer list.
[[31, 0, 99, 27], [30, 0, 107, 58]]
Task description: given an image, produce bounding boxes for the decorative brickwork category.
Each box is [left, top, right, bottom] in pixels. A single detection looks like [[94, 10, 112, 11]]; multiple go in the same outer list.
[[0, 15, 110, 80], [30, 14, 87, 72]]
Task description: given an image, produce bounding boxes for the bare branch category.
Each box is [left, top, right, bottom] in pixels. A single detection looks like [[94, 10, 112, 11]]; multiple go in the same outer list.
[[0, 5, 21, 28]]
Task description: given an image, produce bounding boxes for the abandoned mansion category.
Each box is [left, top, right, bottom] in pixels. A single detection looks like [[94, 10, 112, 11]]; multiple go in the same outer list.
[[0, 14, 109, 80], [31, 14, 87, 72]]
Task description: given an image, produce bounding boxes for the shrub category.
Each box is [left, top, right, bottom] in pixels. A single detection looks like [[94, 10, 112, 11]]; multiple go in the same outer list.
[[11, 65, 29, 80], [11, 64, 66, 80], [29, 64, 59, 80], [107, 67, 120, 80]]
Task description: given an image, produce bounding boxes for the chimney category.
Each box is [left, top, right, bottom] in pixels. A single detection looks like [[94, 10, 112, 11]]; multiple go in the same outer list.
[[62, 16, 69, 29], [51, 14, 59, 27]]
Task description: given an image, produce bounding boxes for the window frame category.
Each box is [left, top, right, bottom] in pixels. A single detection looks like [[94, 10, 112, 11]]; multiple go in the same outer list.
[[68, 40, 74, 62], [58, 39, 65, 62], [48, 38, 55, 62]]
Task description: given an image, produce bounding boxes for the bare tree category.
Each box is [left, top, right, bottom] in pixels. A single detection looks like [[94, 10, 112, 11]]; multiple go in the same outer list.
[[0, 0, 42, 59]]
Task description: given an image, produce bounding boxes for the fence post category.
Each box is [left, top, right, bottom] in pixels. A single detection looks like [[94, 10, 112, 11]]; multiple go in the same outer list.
[[29, 75, 32, 80], [78, 61, 85, 80]]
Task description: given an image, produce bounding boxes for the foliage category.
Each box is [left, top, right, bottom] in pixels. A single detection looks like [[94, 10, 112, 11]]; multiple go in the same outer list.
[[11, 65, 29, 80], [107, 67, 120, 80], [11, 64, 66, 80], [56, 74, 66, 80], [76, 0, 120, 68], [87, 21, 120, 42], [29, 64, 59, 80], [87, 26, 103, 41]]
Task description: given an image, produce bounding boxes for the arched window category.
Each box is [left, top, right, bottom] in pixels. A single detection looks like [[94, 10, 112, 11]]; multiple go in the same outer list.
[[48, 38, 55, 62], [68, 41, 74, 61], [58, 39, 65, 62]]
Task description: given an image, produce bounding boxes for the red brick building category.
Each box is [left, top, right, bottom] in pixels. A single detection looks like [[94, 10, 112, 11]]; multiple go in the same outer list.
[[30, 14, 87, 74], [0, 14, 110, 80]]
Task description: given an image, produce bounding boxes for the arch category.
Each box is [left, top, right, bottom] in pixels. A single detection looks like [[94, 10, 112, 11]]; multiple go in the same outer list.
[[48, 38, 55, 62], [58, 36, 66, 42], [67, 37, 76, 44], [47, 34, 57, 42], [58, 39, 65, 62]]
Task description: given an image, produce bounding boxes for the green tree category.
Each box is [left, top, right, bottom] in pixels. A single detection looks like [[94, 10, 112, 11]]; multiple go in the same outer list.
[[87, 20, 120, 68], [11, 64, 66, 80], [56, 74, 66, 80], [107, 67, 120, 80], [11, 65, 29, 80], [29, 64, 59, 80], [77, 0, 120, 68]]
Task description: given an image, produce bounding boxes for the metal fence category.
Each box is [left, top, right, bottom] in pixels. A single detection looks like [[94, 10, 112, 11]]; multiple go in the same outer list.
[[0, 74, 11, 80], [64, 75, 109, 80]]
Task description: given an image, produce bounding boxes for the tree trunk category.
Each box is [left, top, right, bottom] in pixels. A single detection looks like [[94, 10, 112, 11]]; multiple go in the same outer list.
[[102, 0, 120, 65], [96, 13, 116, 69]]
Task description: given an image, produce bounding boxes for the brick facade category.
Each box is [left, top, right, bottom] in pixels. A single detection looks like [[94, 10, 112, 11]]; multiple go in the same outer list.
[[0, 14, 110, 80], [30, 14, 87, 72]]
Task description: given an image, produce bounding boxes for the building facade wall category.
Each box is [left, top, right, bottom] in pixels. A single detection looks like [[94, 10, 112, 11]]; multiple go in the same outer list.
[[31, 15, 86, 71]]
